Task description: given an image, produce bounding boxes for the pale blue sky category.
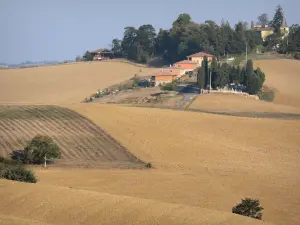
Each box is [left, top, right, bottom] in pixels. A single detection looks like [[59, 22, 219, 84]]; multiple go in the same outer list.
[[1, 0, 299, 63]]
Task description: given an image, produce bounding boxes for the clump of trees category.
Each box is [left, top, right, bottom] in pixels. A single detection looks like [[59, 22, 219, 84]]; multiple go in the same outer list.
[[82, 51, 94, 61], [0, 135, 61, 183], [0, 156, 37, 183], [107, 14, 261, 64], [197, 58, 265, 95], [232, 198, 264, 220], [11, 135, 61, 167]]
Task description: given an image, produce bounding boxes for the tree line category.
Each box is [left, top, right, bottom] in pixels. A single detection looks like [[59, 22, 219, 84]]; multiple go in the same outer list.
[[79, 5, 299, 63], [110, 14, 262, 64], [197, 57, 265, 95]]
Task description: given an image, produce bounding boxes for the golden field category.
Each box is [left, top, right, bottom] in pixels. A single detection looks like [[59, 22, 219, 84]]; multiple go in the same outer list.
[[0, 61, 158, 104], [0, 60, 300, 225], [189, 92, 300, 115], [254, 60, 300, 108], [190, 60, 300, 114]]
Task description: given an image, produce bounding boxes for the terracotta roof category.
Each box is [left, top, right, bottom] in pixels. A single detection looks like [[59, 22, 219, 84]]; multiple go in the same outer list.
[[162, 66, 183, 70], [151, 71, 177, 76], [187, 52, 214, 58], [175, 60, 198, 64]]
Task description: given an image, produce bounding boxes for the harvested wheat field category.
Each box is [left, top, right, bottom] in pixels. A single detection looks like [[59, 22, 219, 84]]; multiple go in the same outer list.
[[189, 92, 300, 117], [254, 60, 300, 108], [67, 104, 300, 225], [0, 105, 141, 167], [0, 61, 158, 104], [0, 179, 267, 225], [0, 59, 300, 225]]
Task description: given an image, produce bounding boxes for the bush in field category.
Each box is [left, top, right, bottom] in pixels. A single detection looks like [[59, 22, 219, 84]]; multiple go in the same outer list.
[[258, 89, 275, 102], [0, 156, 19, 165], [0, 156, 37, 183], [294, 52, 300, 60], [18, 135, 61, 165], [232, 198, 263, 220], [160, 81, 177, 91], [0, 163, 37, 183], [145, 162, 152, 168]]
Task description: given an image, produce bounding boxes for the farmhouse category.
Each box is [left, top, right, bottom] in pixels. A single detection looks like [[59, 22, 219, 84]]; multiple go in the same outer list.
[[186, 52, 214, 65], [150, 71, 178, 86], [174, 60, 198, 71], [89, 48, 114, 60], [161, 66, 185, 76], [252, 8, 289, 41]]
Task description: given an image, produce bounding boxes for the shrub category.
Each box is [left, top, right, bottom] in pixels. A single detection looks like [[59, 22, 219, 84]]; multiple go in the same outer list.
[[0, 163, 37, 183], [10, 150, 27, 164], [258, 90, 275, 102], [145, 162, 152, 168], [232, 198, 263, 220], [160, 81, 177, 91], [294, 52, 300, 60], [0, 156, 19, 165]]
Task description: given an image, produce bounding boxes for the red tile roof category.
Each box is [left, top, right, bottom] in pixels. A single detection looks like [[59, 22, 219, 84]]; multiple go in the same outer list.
[[187, 52, 214, 58], [151, 71, 178, 76], [162, 66, 183, 70], [175, 60, 197, 64]]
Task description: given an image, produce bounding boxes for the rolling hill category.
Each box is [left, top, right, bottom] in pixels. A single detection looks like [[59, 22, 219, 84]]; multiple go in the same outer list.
[[0, 61, 158, 104], [68, 103, 300, 225], [0, 179, 268, 225]]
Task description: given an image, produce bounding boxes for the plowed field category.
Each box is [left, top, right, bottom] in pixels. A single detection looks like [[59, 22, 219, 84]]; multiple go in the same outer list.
[[0, 105, 141, 167]]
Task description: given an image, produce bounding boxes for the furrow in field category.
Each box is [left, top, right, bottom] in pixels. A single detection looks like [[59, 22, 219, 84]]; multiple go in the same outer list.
[[66, 108, 136, 161], [25, 107, 77, 160], [0, 120, 18, 156], [53, 107, 112, 161], [45, 106, 96, 160]]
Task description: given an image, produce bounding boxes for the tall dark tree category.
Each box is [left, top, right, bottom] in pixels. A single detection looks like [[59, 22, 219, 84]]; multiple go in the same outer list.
[[270, 5, 284, 33], [246, 74, 261, 94], [121, 27, 138, 60], [211, 57, 218, 89], [197, 66, 205, 90], [257, 13, 269, 28], [111, 39, 122, 57], [287, 24, 300, 53], [82, 51, 93, 61], [203, 56, 209, 88]]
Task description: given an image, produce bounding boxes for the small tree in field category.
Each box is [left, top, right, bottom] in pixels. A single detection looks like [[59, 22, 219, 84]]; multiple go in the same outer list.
[[232, 198, 264, 220], [24, 135, 61, 167]]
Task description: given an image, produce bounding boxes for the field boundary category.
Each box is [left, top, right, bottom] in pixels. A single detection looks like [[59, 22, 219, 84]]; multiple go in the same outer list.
[[121, 104, 300, 120]]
